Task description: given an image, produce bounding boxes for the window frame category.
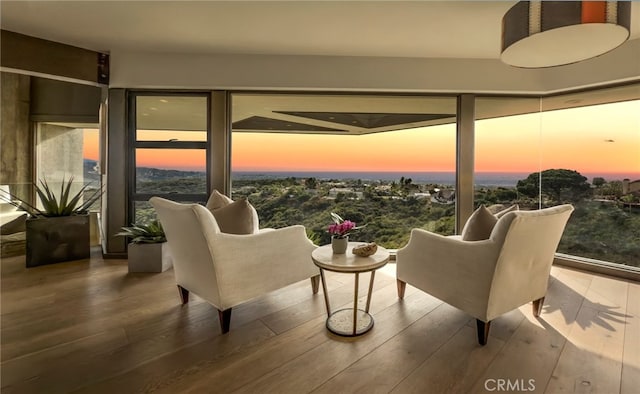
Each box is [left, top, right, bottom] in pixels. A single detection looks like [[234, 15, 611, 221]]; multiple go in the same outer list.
[[127, 91, 212, 223]]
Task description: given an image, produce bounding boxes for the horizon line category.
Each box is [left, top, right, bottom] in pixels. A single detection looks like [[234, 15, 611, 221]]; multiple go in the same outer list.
[[135, 166, 640, 178]]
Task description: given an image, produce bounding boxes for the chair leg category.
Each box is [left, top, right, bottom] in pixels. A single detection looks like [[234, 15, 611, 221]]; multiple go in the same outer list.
[[476, 319, 491, 346], [397, 279, 406, 299], [177, 285, 189, 304], [310, 275, 320, 294], [532, 296, 545, 317], [218, 308, 232, 334]]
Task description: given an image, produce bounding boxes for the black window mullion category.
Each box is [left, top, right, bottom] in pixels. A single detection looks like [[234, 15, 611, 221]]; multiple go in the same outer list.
[[135, 141, 206, 149]]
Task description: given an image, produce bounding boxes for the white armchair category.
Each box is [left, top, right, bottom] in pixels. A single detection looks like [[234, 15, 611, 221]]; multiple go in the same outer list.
[[150, 197, 319, 333], [396, 204, 574, 345]]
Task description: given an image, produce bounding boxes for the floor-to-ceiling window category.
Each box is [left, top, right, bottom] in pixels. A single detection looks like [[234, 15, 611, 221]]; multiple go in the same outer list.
[[36, 124, 102, 245], [35, 123, 101, 208], [29, 75, 104, 246], [230, 93, 457, 248], [27, 76, 103, 216], [474, 97, 541, 210], [475, 84, 640, 270], [540, 86, 640, 269], [129, 93, 210, 224], [121, 85, 639, 273]]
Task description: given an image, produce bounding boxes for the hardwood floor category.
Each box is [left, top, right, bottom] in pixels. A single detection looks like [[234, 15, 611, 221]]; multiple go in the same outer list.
[[1, 248, 638, 393]]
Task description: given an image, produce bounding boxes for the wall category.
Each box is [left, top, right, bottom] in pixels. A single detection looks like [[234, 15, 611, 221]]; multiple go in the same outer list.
[[35, 124, 84, 190], [0, 72, 32, 202]]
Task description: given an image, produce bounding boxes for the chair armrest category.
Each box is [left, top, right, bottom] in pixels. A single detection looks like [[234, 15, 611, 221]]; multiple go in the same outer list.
[[209, 225, 318, 309], [398, 229, 499, 268]]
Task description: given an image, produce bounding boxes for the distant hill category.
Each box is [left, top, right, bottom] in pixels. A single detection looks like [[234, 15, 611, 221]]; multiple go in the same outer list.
[[136, 167, 205, 182], [83, 159, 101, 183], [84, 159, 205, 183]]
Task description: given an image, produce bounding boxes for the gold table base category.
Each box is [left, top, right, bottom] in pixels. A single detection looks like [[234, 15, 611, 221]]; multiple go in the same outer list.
[[326, 308, 374, 336]]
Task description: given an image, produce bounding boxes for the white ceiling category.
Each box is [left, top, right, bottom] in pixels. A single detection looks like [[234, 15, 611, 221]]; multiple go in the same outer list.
[[2, 1, 639, 60]]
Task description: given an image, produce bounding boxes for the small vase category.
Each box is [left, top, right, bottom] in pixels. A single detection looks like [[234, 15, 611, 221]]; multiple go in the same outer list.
[[331, 236, 348, 254]]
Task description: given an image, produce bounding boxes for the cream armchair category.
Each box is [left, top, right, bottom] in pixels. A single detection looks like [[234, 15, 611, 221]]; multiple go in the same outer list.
[[396, 204, 574, 345], [150, 197, 319, 333]]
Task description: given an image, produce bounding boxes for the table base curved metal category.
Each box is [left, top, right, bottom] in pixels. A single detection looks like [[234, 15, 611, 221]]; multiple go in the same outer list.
[[326, 308, 374, 336], [312, 243, 389, 337], [319, 269, 378, 337]]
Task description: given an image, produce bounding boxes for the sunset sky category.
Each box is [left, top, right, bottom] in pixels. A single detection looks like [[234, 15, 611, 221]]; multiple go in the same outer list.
[[84, 100, 640, 178]]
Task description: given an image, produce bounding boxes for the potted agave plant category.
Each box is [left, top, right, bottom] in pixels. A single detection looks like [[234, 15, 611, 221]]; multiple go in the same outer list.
[[0, 177, 102, 267], [116, 220, 172, 273]]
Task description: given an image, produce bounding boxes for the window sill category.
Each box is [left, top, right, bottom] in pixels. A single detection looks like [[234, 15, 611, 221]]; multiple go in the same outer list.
[[554, 253, 640, 282]]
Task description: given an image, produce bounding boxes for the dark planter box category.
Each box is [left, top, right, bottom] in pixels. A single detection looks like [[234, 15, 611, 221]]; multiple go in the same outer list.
[[26, 215, 90, 268]]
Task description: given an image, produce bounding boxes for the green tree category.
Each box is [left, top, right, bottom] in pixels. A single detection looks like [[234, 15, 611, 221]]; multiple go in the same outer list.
[[601, 180, 623, 198], [592, 177, 606, 187], [495, 187, 518, 202], [517, 169, 591, 203], [305, 177, 317, 189]]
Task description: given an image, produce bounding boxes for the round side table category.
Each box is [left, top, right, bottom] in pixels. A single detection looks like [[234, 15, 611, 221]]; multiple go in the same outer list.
[[311, 242, 390, 336]]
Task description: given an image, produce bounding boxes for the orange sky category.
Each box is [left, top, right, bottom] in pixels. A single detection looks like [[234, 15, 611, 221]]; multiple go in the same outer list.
[[84, 100, 640, 176], [232, 125, 456, 172], [83, 129, 99, 160]]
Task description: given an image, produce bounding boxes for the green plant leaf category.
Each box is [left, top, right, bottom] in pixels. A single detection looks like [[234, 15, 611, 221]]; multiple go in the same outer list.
[[1, 177, 103, 218], [64, 185, 87, 214], [115, 220, 166, 243], [23, 177, 103, 217], [76, 186, 103, 213], [36, 180, 60, 216], [58, 176, 71, 214], [0, 188, 43, 216]]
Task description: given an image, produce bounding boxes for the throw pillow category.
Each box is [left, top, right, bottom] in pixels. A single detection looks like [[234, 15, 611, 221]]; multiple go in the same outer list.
[[461, 205, 498, 241], [494, 204, 519, 219], [211, 197, 258, 235], [486, 204, 507, 215], [205, 190, 234, 211]]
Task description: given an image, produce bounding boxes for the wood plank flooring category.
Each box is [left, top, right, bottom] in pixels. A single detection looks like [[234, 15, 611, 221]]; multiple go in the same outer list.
[[1, 248, 638, 393]]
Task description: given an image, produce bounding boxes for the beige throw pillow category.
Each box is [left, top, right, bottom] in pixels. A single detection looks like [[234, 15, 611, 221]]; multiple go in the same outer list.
[[486, 204, 506, 215], [206, 190, 234, 211], [495, 204, 519, 218], [461, 205, 498, 241], [205, 190, 258, 234]]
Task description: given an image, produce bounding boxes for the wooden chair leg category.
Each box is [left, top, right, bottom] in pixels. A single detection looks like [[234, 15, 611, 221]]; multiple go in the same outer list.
[[177, 285, 189, 304], [218, 308, 232, 334], [476, 319, 491, 346], [311, 275, 320, 294], [397, 279, 407, 299], [532, 296, 545, 317]]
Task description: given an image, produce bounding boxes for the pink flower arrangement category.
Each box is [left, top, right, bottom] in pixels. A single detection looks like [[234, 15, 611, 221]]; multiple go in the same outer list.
[[328, 212, 364, 239]]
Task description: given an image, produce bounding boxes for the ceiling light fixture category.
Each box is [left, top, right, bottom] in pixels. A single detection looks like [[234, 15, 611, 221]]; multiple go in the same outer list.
[[501, 1, 631, 68]]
